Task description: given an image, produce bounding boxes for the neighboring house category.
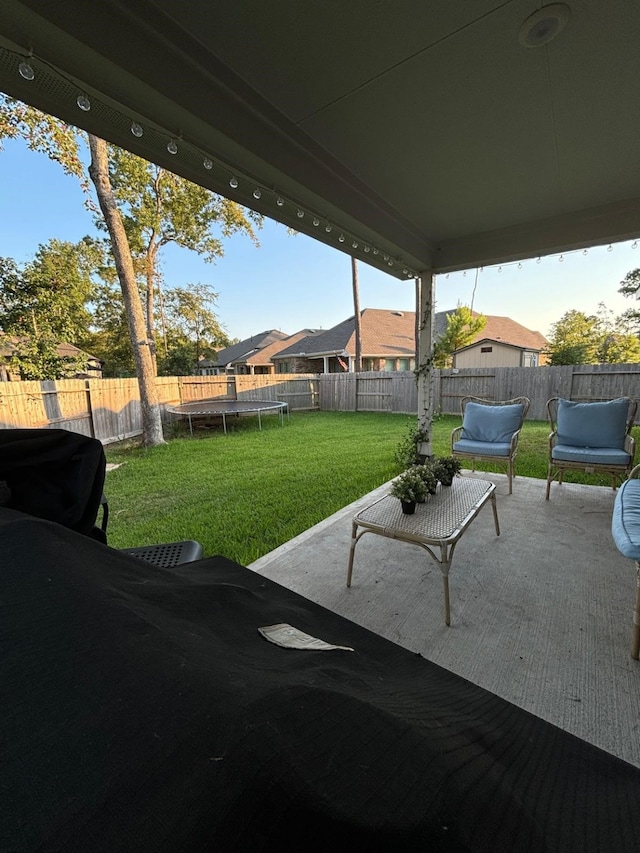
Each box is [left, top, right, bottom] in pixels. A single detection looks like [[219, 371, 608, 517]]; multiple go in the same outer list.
[[198, 329, 293, 375], [55, 343, 104, 378], [450, 314, 548, 369], [0, 335, 104, 381], [198, 310, 547, 377], [272, 308, 416, 374]]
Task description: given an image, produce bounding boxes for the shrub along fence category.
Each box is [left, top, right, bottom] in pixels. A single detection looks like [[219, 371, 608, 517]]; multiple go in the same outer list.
[[0, 364, 638, 442]]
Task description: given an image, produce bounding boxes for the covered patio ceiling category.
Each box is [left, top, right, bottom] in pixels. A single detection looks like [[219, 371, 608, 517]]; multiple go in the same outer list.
[[0, 1, 639, 280]]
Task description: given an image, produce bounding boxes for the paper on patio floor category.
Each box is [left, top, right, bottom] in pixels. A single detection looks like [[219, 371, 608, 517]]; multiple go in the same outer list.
[[258, 623, 354, 651]]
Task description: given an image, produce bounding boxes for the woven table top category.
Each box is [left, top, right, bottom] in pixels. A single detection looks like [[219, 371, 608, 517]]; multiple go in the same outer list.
[[354, 477, 494, 542]]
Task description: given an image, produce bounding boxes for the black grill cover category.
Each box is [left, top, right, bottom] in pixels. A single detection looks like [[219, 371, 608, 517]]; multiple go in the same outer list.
[[0, 428, 106, 541]]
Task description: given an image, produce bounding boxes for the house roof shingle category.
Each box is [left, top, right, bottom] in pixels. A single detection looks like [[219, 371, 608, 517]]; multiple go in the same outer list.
[[206, 330, 289, 368], [273, 309, 416, 359], [459, 313, 548, 352]]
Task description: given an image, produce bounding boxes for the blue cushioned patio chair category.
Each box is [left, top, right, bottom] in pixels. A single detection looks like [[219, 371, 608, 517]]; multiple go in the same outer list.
[[451, 396, 530, 494], [612, 464, 640, 659], [546, 397, 637, 500]]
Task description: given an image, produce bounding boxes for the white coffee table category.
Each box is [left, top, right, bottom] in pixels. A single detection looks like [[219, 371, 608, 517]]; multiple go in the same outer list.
[[347, 477, 500, 625]]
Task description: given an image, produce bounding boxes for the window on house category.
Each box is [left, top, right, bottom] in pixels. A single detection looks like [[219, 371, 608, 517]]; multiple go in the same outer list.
[[480, 346, 493, 353], [398, 358, 409, 371], [384, 359, 396, 371]]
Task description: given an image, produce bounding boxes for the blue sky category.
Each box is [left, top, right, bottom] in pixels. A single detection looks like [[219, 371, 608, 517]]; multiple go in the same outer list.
[[0, 136, 638, 342]]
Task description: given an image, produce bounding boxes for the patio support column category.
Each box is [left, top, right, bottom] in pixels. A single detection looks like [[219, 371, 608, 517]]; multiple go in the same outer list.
[[323, 355, 330, 373], [416, 271, 435, 459]]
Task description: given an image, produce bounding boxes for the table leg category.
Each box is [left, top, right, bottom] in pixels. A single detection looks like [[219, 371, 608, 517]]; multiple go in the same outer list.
[[346, 521, 359, 587], [490, 492, 500, 536], [442, 573, 451, 627]]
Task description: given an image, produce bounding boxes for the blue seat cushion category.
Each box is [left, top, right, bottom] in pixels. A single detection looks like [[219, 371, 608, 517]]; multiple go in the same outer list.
[[556, 398, 628, 449], [552, 445, 631, 466], [453, 439, 512, 458], [460, 403, 524, 444], [612, 478, 640, 560]]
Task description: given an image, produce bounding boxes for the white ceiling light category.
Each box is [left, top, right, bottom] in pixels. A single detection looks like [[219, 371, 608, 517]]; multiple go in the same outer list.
[[518, 4, 570, 48]]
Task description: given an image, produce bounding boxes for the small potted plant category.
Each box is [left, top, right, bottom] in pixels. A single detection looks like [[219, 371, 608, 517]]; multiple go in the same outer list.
[[390, 467, 429, 514], [433, 455, 462, 487], [416, 460, 438, 496]]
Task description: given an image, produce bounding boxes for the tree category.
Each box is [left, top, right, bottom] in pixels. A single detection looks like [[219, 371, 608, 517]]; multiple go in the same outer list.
[[88, 134, 164, 445], [433, 305, 486, 368], [546, 304, 640, 365], [619, 268, 640, 333], [0, 239, 100, 378], [82, 280, 136, 377], [545, 310, 600, 365], [159, 283, 231, 375], [0, 95, 260, 445], [105, 148, 260, 368]]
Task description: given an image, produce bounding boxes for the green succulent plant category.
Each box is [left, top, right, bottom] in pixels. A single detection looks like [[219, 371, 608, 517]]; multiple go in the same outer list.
[[390, 466, 430, 503], [433, 456, 462, 485]]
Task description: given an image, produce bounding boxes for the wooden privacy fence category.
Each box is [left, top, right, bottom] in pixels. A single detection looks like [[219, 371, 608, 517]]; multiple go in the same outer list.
[[1, 364, 639, 441], [319, 364, 640, 419], [0, 374, 318, 443]]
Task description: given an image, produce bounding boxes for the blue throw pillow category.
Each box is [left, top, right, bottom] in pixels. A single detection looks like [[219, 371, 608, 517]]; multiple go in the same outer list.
[[556, 398, 629, 449], [461, 402, 524, 444]]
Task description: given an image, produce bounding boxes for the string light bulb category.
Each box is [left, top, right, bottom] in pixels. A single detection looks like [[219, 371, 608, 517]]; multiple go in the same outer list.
[[18, 60, 34, 80], [4, 45, 427, 281]]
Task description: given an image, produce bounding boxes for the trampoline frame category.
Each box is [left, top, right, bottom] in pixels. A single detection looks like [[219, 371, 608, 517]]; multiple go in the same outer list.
[[167, 399, 289, 436]]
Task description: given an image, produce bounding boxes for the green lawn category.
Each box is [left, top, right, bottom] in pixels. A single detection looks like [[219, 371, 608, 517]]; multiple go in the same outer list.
[[104, 411, 638, 564]]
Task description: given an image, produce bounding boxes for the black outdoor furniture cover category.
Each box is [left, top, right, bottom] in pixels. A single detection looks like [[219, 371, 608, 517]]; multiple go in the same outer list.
[[0, 428, 107, 541], [2, 505, 640, 852]]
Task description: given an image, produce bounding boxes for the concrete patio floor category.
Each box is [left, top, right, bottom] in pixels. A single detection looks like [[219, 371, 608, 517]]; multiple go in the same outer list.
[[249, 471, 640, 769]]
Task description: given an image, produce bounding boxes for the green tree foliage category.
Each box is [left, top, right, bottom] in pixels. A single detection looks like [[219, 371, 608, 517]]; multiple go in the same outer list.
[[0, 96, 87, 189], [104, 148, 261, 362], [0, 239, 101, 378], [158, 283, 231, 375], [82, 280, 136, 377], [433, 305, 486, 368], [545, 310, 599, 365], [546, 305, 640, 365], [618, 268, 640, 333], [0, 95, 261, 443]]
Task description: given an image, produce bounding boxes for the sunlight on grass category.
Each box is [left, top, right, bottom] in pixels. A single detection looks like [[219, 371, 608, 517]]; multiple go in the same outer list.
[[104, 411, 639, 564]]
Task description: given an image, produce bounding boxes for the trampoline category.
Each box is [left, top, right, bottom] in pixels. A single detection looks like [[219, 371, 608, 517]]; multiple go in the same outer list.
[[167, 399, 289, 436]]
